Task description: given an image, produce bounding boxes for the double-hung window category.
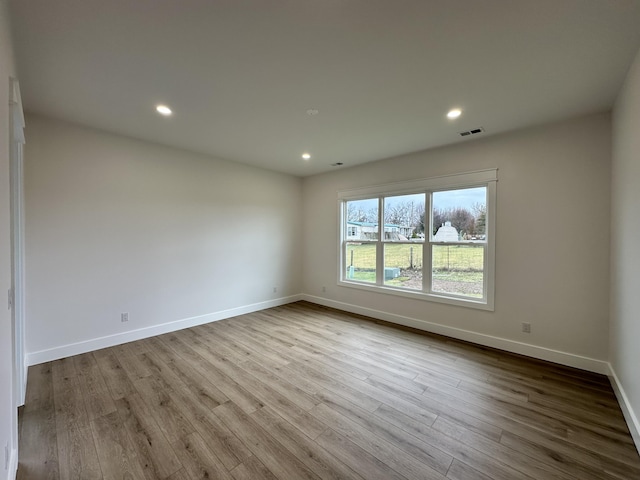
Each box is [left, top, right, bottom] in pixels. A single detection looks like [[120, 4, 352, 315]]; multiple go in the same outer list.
[[339, 169, 496, 310]]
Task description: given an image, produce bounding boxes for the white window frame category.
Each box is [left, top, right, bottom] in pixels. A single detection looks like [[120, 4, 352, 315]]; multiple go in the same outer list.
[[338, 169, 497, 311]]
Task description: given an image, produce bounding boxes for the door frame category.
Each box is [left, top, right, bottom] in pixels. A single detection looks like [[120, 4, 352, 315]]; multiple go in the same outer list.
[[9, 77, 26, 414]]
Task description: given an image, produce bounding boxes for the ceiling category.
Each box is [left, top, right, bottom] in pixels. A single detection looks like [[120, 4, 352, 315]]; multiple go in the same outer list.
[[9, 0, 640, 177]]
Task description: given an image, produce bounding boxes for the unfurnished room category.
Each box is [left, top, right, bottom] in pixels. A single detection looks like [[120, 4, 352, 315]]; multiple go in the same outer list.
[[1, 1, 640, 479]]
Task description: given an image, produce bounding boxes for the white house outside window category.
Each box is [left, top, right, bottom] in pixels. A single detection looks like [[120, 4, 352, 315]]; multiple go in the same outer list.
[[338, 169, 497, 310]]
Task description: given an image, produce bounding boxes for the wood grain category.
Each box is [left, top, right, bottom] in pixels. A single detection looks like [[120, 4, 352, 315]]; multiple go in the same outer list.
[[17, 301, 640, 480]]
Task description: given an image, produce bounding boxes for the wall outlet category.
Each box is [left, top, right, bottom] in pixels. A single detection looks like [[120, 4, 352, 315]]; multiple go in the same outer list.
[[121, 312, 129, 323], [322, 286, 326, 293], [522, 322, 531, 333], [272, 287, 277, 293], [5, 442, 8, 470]]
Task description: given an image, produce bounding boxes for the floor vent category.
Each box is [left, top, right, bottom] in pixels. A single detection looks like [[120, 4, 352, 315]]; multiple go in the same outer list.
[[459, 127, 485, 137]]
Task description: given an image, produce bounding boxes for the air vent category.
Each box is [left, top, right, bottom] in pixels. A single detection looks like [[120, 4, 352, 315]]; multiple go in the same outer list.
[[331, 162, 344, 167], [459, 127, 485, 137]]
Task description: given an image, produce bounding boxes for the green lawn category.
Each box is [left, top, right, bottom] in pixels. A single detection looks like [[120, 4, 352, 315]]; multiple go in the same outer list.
[[346, 243, 484, 296], [345, 243, 483, 271]]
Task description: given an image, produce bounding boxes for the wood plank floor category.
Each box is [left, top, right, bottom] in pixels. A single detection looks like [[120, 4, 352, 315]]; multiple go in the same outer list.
[[17, 301, 640, 480]]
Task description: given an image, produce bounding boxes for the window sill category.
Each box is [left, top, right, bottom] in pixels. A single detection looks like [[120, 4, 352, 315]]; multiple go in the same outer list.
[[337, 279, 494, 311]]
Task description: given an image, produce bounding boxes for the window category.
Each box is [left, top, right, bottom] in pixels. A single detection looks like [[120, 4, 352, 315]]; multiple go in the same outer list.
[[339, 169, 496, 310], [345, 198, 378, 283]]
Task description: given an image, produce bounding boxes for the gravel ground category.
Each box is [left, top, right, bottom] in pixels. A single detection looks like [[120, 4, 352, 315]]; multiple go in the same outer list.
[[397, 269, 483, 296]]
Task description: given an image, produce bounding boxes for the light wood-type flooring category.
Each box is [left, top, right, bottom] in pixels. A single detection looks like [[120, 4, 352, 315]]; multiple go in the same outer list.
[[17, 301, 640, 479]]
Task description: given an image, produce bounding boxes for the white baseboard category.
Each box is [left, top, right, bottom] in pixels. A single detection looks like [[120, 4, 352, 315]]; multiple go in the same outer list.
[[302, 295, 610, 375], [7, 447, 17, 480], [28, 292, 610, 374], [608, 364, 640, 454], [27, 295, 302, 365], [20, 355, 28, 407]]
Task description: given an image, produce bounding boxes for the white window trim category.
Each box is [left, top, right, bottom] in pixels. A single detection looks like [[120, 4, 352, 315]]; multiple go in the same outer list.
[[337, 169, 497, 311]]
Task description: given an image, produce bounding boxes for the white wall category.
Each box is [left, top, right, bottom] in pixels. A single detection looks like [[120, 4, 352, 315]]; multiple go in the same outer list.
[[0, 0, 18, 477], [303, 113, 612, 372], [24, 115, 302, 362], [611, 45, 640, 447]]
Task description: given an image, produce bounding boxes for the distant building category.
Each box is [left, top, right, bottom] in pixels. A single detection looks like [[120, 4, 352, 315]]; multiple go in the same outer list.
[[346, 221, 413, 241], [433, 221, 459, 242]]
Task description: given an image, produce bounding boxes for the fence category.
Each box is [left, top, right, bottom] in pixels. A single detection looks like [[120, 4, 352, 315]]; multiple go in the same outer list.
[[346, 243, 484, 272]]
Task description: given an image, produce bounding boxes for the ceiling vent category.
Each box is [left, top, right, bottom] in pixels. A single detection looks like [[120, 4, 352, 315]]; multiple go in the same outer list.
[[459, 127, 484, 137], [331, 162, 344, 167]]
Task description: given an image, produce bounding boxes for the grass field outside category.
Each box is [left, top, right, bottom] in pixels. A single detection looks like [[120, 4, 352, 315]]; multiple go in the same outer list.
[[345, 242, 484, 297]]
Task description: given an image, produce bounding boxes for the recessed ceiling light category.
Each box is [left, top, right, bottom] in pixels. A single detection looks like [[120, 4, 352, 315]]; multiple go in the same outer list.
[[302, 153, 311, 160], [447, 108, 462, 119], [156, 105, 172, 116]]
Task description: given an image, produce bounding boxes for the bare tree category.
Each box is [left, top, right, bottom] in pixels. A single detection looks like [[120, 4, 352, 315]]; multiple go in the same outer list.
[[384, 200, 427, 237], [472, 202, 486, 236], [449, 208, 475, 237], [432, 207, 476, 237], [347, 203, 377, 222], [385, 201, 412, 226], [414, 203, 426, 235], [432, 208, 446, 235]]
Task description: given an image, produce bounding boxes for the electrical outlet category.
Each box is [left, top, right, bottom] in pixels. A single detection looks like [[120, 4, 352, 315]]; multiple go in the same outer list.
[[522, 322, 531, 333], [322, 286, 326, 293], [121, 312, 129, 323], [5, 442, 9, 470], [272, 287, 277, 293]]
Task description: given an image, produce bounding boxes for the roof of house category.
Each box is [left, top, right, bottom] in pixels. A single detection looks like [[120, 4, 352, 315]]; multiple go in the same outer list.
[[347, 221, 403, 228]]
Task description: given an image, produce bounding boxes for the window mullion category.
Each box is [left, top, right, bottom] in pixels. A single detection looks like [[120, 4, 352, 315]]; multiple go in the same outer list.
[[376, 196, 384, 286], [484, 180, 496, 308], [424, 191, 432, 294], [341, 200, 347, 282]]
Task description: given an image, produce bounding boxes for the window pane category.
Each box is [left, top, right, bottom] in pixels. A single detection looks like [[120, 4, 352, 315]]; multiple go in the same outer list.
[[431, 245, 484, 298], [432, 187, 486, 241], [384, 244, 422, 290], [383, 194, 426, 242], [345, 242, 376, 283], [346, 198, 379, 240]]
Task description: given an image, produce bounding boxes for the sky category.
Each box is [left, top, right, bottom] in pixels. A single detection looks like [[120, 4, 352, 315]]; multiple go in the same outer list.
[[348, 187, 486, 213], [432, 187, 486, 211]]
